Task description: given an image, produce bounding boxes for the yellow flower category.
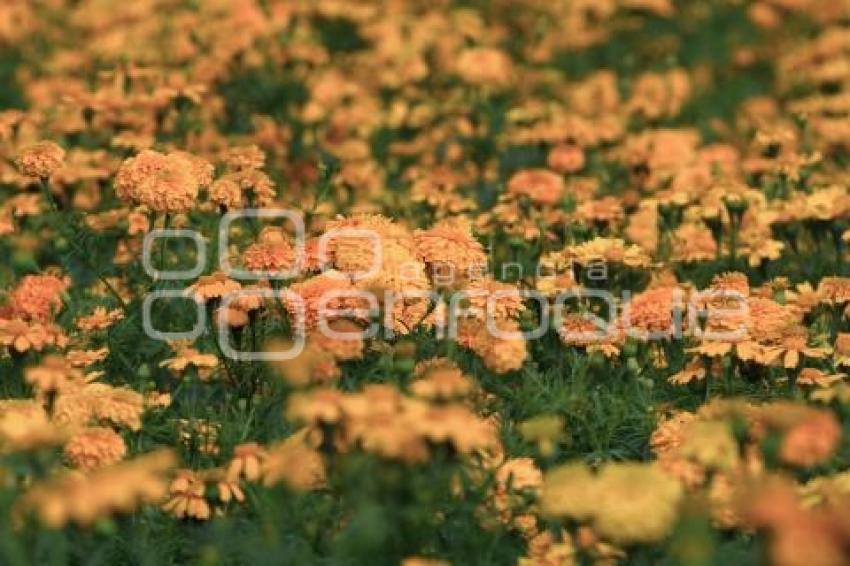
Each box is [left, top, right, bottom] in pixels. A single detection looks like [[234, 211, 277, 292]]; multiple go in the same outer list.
[[679, 421, 740, 471], [0, 400, 67, 453], [540, 464, 599, 521], [519, 415, 566, 456], [543, 462, 683, 544], [592, 463, 683, 544]]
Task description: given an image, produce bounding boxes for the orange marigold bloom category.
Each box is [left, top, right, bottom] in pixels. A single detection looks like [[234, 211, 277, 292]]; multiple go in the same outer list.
[[308, 319, 366, 361], [455, 47, 514, 87], [575, 196, 625, 226], [624, 287, 680, 339], [170, 150, 214, 188], [262, 429, 326, 490], [464, 278, 526, 321], [163, 470, 211, 520], [65, 347, 109, 368], [672, 223, 717, 262], [115, 150, 204, 214], [797, 368, 845, 388], [836, 333, 850, 357], [286, 272, 367, 332], [746, 297, 798, 343], [76, 307, 124, 332], [414, 217, 487, 288], [565, 237, 651, 268], [507, 169, 565, 206], [25, 354, 87, 395], [466, 318, 528, 374], [208, 177, 244, 210], [160, 342, 219, 379], [53, 383, 145, 431], [0, 400, 67, 453], [286, 388, 347, 425], [266, 338, 341, 387], [780, 411, 841, 468], [227, 442, 267, 483], [222, 145, 266, 171], [242, 227, 296, 274], [410, 358, 474, 400], [64, 427, 127, 471], [548, 144, 586, 174], [817, 276, 850, 305], [15, 141, 66, 179], [709, 271, 750, 297], [18, 450, 176, 528], [186, 272, 241, 303], [558, 312, 622, 358], [413, 403, 499, 454], [0, 319, 53, 353], [8, 273, 69, 321]]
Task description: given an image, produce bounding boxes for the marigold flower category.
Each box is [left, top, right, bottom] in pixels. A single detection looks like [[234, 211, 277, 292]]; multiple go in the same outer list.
[[818, 277, 850, 305], [208, 177, 244, 210], [186, 272, 241, 303], [672, 223, 717, 262], [18, 450, 176, 528], [780, 411, 841, 468], [227, 443, 266, 483], [0, 400, 67, 453], [575, 196, 625, 226], [308, 319, 366, 361], [455, 47, 514, 87], [285, 272, 367, 332], [163, 470, 211, 520], [222, 145, 266, 171], [214, 474, 245, 505], [8, 273, 69, 321], [541, 463, 683, 543], [414, 217, 487, 288], [64, 427, 127, 471], [262, 429, 326, 491], [464, 278, 526, 321], [410, 358, 474, 400], [565, 237, 651, 268], [25, 354, 87, 395], [507, 169, 565, 206], [570, 463, 683, 544], [624, 287, 681, 339], [75, 307, 124, 332], [160, 342, 219, 379], [115, 150, 204, 213], [467, 318, 528, 374], [558, 313, 622, 357], [547, 144, 586, 173], [53, 383, 145, 431], [242, 227, 296, 274], [15, 141, 66, 179], [0, 319, 53, 353]]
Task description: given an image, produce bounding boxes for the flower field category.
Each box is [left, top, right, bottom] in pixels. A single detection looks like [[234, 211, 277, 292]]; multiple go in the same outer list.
[[3, 1, 850, 564]]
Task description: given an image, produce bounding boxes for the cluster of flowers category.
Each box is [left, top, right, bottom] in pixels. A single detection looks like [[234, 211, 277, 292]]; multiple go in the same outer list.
[[4, 0, 850, 564]]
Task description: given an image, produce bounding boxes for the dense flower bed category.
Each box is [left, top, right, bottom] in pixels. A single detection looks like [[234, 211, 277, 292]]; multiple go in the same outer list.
[[2, 1, 850, 564]]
